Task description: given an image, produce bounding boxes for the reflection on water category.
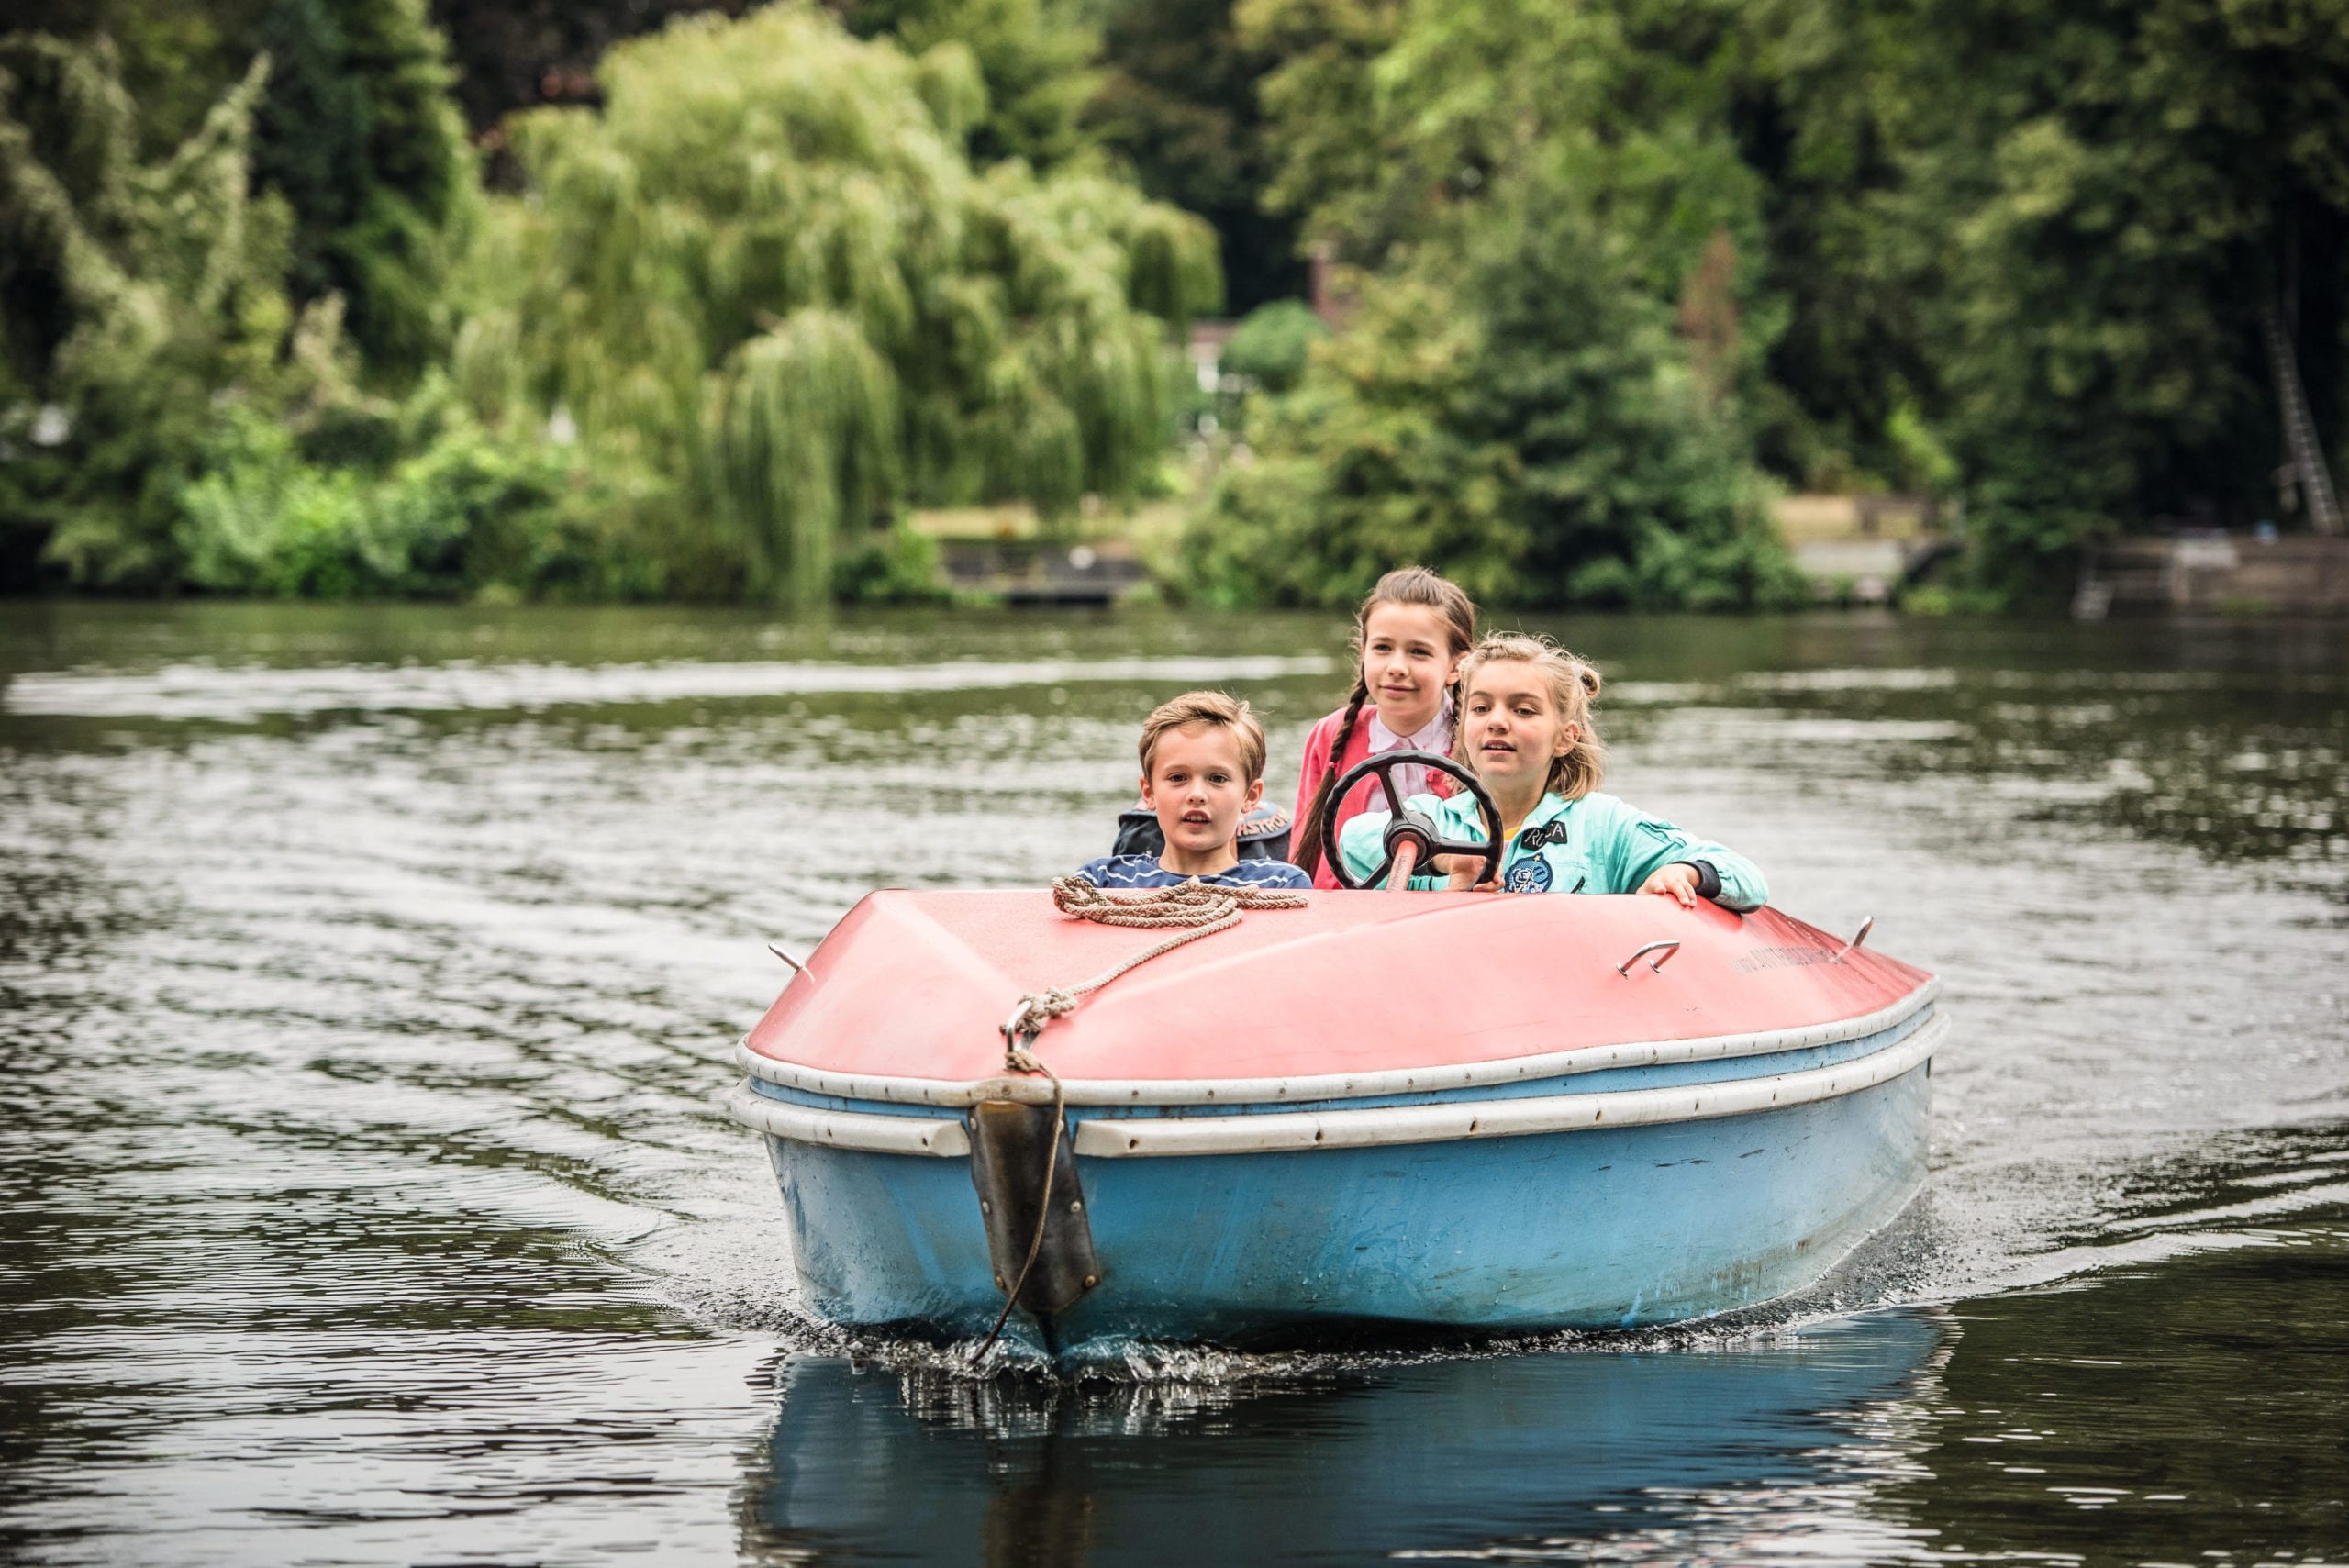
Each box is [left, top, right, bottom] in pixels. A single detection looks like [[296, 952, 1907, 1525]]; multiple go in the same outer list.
[[745, 1313, 1953, 1565], [2, 602, 2345, 1564], [742, 1188, 2349, 1566]]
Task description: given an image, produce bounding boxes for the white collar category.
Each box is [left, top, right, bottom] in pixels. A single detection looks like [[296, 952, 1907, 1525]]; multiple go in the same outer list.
[[1367, 695, 1452, 754]]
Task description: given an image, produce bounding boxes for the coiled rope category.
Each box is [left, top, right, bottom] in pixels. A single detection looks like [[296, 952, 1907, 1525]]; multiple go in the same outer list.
[[999, 875, 1311, 1055], [970, 873, 1309, 1362]]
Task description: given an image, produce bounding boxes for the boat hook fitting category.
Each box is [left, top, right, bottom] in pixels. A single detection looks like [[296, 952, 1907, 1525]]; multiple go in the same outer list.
[[1615, 940, 1683, 976], [1831, 917, 1875, 962]]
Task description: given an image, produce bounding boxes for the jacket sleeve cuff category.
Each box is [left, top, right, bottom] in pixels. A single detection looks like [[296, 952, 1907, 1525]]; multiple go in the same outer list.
[[1678, 859, 1722, 901]]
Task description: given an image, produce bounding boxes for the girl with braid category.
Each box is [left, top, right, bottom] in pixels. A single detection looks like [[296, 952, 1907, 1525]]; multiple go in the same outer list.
[[1288, 567, 1479, 888]]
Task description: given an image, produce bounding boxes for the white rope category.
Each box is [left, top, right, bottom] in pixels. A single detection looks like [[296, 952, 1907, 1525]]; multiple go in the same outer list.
[[1003, 875, 1309, 1054]]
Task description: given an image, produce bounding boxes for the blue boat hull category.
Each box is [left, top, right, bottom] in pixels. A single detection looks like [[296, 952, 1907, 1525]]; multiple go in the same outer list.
[[763, 1060, 1930, 1358]]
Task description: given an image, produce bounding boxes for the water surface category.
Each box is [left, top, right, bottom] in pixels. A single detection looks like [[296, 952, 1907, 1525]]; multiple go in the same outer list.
[[3, 602, 2343, 1565]]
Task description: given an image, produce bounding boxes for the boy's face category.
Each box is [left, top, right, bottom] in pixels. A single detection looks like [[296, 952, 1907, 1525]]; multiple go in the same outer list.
[[1142, 722, 1263, 857]]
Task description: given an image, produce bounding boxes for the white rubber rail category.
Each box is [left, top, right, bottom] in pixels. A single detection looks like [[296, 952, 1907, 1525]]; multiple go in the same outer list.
[[722, 1082, 971, 1157], [724, 1011, 1944, 1161], [1073, 1012, 1944, 1158]]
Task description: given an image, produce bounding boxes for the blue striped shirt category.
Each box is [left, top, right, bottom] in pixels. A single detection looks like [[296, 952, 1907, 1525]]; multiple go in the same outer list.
[[1075, 855, 1313, 891]]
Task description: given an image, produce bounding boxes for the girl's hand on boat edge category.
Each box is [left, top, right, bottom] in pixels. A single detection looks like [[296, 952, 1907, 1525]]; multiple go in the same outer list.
[[1639, 863, 1700, 908]]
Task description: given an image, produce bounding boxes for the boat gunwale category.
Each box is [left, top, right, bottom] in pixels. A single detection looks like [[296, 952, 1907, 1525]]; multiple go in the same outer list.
[[724, 1011, 1945, 1158], [724, 1085, 974, 1157], [735, 976, 1938, 1108], [1076, 1012, 1943, 1156]]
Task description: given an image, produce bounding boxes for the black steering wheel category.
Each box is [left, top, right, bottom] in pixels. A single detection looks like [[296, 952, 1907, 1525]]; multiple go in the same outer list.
[[1321, 748, 1504, 891]]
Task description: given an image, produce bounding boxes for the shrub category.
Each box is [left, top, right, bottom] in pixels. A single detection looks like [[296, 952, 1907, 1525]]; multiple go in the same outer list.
[[1183, 172, 1806, 611], [1219, 299, 1328, 395]]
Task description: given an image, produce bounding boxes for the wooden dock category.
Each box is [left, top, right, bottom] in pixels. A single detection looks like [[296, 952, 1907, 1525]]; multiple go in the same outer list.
[[1776, 495, 1953, 604], [936, 538, 1148, 605], [2073, 536, 2349, 618]]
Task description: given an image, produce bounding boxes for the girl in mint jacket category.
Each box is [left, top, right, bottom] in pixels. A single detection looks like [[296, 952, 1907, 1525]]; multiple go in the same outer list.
[[1337, 633, 1767, 911]]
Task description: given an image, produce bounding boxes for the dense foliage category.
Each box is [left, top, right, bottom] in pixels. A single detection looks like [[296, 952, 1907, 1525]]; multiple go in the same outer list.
[[1190, 172, 1804, 608], [836, 0, 1099, 170], [1219, 299, 1327, 395], [0, 25, 631, 598], [5, 0, 2345, 608], [454, 6, 1218, 604], [1201, 0, 2349, 606], [1087, 0, 1304, 313], [250, 0, 473, 380], [1189, 0, 1802, 607], [0, 4, 1215, 603], [1845, 0, 2349, 601]]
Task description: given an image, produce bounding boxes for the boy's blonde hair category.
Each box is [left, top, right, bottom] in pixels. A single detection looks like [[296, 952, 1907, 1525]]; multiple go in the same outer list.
[[1140, 691, 1268, 784], [1452, 633, 1607, 799]]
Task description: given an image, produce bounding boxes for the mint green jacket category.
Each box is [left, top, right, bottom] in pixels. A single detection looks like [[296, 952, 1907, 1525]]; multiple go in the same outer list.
[[1337, 789, 1768, 911]]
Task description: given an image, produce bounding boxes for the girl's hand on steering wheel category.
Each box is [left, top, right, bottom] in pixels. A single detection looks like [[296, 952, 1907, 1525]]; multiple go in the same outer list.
[[1638, 863, 1700, 908]]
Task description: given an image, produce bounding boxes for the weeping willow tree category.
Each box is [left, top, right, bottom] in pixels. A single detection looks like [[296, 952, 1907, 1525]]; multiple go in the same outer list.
[[454, 5, 1220, 605]]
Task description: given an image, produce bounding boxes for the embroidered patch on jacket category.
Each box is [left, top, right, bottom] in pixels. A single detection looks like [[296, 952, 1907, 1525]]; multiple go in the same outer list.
[[1504, 858, 1553, 893], [1519, 820, 1570, 852]]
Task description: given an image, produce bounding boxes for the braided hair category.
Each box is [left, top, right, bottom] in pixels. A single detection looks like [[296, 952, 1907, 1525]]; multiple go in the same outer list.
[[1290, 566, 1478, 880]]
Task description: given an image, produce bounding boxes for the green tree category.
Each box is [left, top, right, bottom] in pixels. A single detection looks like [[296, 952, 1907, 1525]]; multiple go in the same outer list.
[[250, 0, 475, 381], [1087, 0, 1304, 312], [250, 0, 367, 303], [0, 35, 306, 587], [1193, 0, 1802, 610], [1730, 0, 1929, 492], [0, 30, 586, 599], [1240, 0, 1787, 418], [1220, 298, 1327, 394], [1233, 0, 1400, 259], [837, 0, 1099, 167], [1865, 0, 2349, 600], [3, 0, 272, 154], [1188, 168, 1801, 610], [457, 5, 1218, 605]]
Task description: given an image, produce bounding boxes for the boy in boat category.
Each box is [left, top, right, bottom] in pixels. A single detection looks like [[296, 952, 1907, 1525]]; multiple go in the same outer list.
[[1337, 634, 1765, 909], [1077, 692, 1314, 891]]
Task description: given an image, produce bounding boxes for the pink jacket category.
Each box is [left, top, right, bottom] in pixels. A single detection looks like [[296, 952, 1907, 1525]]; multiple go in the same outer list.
[[1291, 706, 1458, 889]]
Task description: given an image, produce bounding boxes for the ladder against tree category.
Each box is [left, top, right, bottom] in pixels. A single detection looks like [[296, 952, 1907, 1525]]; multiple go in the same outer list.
[[2263, 295, 2343, 536]]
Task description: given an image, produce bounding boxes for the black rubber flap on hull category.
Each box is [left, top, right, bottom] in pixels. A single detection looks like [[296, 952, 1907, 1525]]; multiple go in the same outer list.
[[967, 1100, 1101, 1316]]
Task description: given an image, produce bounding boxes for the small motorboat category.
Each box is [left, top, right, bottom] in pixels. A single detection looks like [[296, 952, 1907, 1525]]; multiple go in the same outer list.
[[726, 752, 1943, 1362]]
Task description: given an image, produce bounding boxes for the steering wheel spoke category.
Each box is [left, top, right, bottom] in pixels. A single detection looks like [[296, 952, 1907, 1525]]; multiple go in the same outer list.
[[1430, 836, 1496, 859]]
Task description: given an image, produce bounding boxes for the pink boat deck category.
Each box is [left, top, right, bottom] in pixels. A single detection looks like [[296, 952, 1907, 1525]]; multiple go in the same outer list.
[[746, 891, 1930, 1087]]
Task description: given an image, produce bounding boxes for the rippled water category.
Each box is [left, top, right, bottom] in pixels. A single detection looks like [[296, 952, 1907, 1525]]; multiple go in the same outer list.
[[3, 602, 2344, 1565]]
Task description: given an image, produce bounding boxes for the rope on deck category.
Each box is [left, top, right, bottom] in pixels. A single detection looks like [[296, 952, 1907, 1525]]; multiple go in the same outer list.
[[1003, 875, 1310, 1052]]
